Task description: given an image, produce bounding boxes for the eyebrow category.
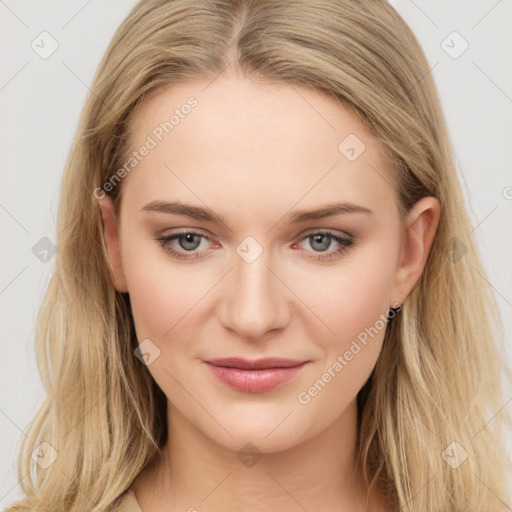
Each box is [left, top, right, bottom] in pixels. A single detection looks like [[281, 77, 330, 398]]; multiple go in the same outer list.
[[140, 200, 374, 224]]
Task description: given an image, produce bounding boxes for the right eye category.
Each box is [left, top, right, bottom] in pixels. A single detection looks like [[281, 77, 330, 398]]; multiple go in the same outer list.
[[154, 231, 214, 260]]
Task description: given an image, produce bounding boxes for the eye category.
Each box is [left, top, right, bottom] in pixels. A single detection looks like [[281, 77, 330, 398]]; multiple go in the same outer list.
[[154, 229, 354, 261], [295, 230, 354, 262], [154, 231, 214, 260]]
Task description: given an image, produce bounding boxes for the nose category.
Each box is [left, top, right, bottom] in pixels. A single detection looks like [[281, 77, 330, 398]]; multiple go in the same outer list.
[[217, 245, 290, 341]]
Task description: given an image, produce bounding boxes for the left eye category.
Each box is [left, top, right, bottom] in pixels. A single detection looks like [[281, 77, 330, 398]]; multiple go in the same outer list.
[[294, 230, 354, 261], [154, 230, 354, 261]]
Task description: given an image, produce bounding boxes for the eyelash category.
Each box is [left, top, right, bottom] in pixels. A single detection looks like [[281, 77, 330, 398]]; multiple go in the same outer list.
[[154, 229, 354, 262]]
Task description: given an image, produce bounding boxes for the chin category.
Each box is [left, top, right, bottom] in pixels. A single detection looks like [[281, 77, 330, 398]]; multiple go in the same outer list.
[[211, 428, 306, 456], [190, 405, 321, 456]]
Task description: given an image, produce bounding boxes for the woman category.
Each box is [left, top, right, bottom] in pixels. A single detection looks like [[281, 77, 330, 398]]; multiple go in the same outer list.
[[7, 0, 511, 511]]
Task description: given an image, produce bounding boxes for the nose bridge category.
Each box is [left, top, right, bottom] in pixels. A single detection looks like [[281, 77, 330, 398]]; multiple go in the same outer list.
[[220, 236, 288, 339]]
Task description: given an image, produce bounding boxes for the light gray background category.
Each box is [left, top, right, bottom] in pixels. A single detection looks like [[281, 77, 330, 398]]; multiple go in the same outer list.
[[1, 0, 511, 506]]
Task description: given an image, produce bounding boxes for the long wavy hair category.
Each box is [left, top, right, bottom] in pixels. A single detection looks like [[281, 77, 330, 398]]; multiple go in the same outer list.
[[8, 0, 511, 510]]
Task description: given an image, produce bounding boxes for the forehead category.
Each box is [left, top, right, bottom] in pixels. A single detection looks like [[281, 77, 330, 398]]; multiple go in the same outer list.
[[120, 73, 397, 222]]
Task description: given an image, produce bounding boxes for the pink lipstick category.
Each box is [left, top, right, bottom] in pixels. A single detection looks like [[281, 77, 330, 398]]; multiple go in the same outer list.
[[203, 357, 309, 392]]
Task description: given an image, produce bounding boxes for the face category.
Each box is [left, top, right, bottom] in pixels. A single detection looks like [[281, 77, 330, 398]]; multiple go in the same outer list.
[[99, 72, 439, 454]]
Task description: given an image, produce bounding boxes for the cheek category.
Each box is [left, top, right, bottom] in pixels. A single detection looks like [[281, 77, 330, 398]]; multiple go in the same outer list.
[[293, 244, 398, 417], [297, 240, 399, 352], [120, 238, 203, 342]]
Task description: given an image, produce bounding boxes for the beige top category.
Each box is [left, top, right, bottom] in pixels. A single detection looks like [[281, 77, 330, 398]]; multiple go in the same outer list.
[[114, 488, 143, 512]]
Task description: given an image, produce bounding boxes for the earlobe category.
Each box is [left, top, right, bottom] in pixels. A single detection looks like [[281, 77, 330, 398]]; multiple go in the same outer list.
[[97, 195, 129, 293], [391, 196, 441, 305]]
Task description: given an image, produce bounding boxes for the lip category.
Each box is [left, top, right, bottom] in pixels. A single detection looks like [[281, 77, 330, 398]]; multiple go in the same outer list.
[[203, 357, 310, 393], [204, 357, 308, 370]]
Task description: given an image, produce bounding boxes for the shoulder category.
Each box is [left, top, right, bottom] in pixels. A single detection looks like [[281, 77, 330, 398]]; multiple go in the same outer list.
[[2, 490, 143, 512], [113, 488, 143, 512]]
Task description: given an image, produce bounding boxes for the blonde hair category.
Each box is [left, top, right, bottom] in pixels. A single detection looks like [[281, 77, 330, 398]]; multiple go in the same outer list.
[[8, 1, 511, 510]]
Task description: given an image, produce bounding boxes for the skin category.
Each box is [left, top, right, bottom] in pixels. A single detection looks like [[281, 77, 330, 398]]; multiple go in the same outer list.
[[98, 70, 440, 512]]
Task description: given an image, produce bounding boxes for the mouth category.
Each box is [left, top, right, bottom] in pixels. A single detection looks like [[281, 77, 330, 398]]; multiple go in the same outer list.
[[202, 357, 310, 393], [204, 357, 309, 370]]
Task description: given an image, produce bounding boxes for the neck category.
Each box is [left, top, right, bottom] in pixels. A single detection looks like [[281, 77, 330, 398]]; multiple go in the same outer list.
[[133, 398, 386, 512]]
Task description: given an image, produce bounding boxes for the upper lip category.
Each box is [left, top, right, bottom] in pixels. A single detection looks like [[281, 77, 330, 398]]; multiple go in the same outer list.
[[204, 357, 308, 370]]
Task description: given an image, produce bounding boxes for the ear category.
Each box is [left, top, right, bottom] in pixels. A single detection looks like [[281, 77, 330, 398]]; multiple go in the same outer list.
[[391, 196, 440, 305], [97, 195, 128, 293]]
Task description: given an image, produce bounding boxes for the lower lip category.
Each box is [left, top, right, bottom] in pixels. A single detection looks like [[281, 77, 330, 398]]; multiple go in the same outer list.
[[204, 362, 309, 393]]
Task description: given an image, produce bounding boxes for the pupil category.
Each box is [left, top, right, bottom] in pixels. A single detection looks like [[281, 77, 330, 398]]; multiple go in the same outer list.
[[182, 234, 199, 250], [313, 234, 330, 252]]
